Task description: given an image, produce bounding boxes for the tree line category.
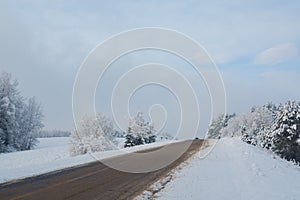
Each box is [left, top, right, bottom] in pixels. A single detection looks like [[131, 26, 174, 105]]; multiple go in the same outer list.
[[207, 101, 300, 164]]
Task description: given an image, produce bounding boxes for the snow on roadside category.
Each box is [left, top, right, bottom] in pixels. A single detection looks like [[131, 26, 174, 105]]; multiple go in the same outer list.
[[136, 140, 216, 200], [0, 137, 176, 184], [143, 138, 300, 200]]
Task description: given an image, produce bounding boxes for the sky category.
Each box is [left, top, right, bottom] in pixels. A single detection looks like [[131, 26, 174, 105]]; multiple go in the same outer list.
[[1, 0, 300, 136]]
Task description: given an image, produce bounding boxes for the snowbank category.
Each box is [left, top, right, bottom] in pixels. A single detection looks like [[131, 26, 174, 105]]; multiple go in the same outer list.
[[153, 138, 300, 200]]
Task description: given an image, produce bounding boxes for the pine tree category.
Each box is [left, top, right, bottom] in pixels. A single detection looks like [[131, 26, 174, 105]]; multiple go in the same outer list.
[[124, 111, 156, 147], [270, 101, 300, 163], [124, 127, 135, 147], [143, 122, 155, 144]]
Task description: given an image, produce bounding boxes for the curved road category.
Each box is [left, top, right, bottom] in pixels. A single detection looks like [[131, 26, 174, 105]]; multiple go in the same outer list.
[[0, 140, 203, 200]]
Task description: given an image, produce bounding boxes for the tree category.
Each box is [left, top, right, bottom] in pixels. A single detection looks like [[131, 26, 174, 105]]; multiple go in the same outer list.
[[0, 72, 19, 152], [206, 113, 236, 139], [220, 106, 275, 146], [0, 72, 43, 152], [254, 102, 278, 149], [207, 101, 300, 165], [13, 97, 44, 150], [270, 101, 300, 163], [124, 128, 135, 148], [70, 113, 117, 156], [124, 111, 156, 147]]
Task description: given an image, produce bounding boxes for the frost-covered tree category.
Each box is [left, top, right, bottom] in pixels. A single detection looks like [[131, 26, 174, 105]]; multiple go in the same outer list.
[[0, 72, 19, 152], [14, 97, 43, 150], [220, 105, 276, 146], [0, 72, 43, 152], [206, 113, 236, 139], [124, 111, 156, 147], [270, 101, 300, 163], [253, 103, 278, 149], [70, 113, 117, 156], [211, 101, 300, 164]]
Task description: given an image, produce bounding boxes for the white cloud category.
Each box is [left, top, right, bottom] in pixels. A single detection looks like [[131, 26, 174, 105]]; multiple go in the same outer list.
[[253, 43, 298, 65]]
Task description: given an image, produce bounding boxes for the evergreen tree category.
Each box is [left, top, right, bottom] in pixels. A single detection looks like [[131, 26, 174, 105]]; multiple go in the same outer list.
[[270, 101, 300, 163], [144, 122, 155, 144], [124, 111, 156, 147], [124, 127, 135, 147]]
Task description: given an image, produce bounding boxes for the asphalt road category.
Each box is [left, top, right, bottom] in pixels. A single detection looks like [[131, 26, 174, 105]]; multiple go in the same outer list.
[[0, 140, 204, 200]]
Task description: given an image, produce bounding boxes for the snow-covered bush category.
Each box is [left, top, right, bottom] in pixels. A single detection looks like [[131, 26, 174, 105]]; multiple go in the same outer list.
[[124, 111, 156, 147], [0, 72, 43, 152], [70, 114, 117, 156]]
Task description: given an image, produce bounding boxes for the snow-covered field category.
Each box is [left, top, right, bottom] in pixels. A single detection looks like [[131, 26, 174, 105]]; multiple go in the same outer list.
[[0, 137, 174, 183], [140, 138, 300, 200]]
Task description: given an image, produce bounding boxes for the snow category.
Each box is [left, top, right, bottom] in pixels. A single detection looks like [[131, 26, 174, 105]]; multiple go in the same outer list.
[[0, 137, 176, 183], [153, 138, 300, 200]]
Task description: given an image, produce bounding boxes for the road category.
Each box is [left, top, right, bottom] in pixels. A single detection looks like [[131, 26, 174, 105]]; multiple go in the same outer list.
[[0, 140, 204, 200]]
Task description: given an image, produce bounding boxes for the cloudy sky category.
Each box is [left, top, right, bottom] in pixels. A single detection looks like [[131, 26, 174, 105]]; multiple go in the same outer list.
[[1, 0, 300, 135]]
